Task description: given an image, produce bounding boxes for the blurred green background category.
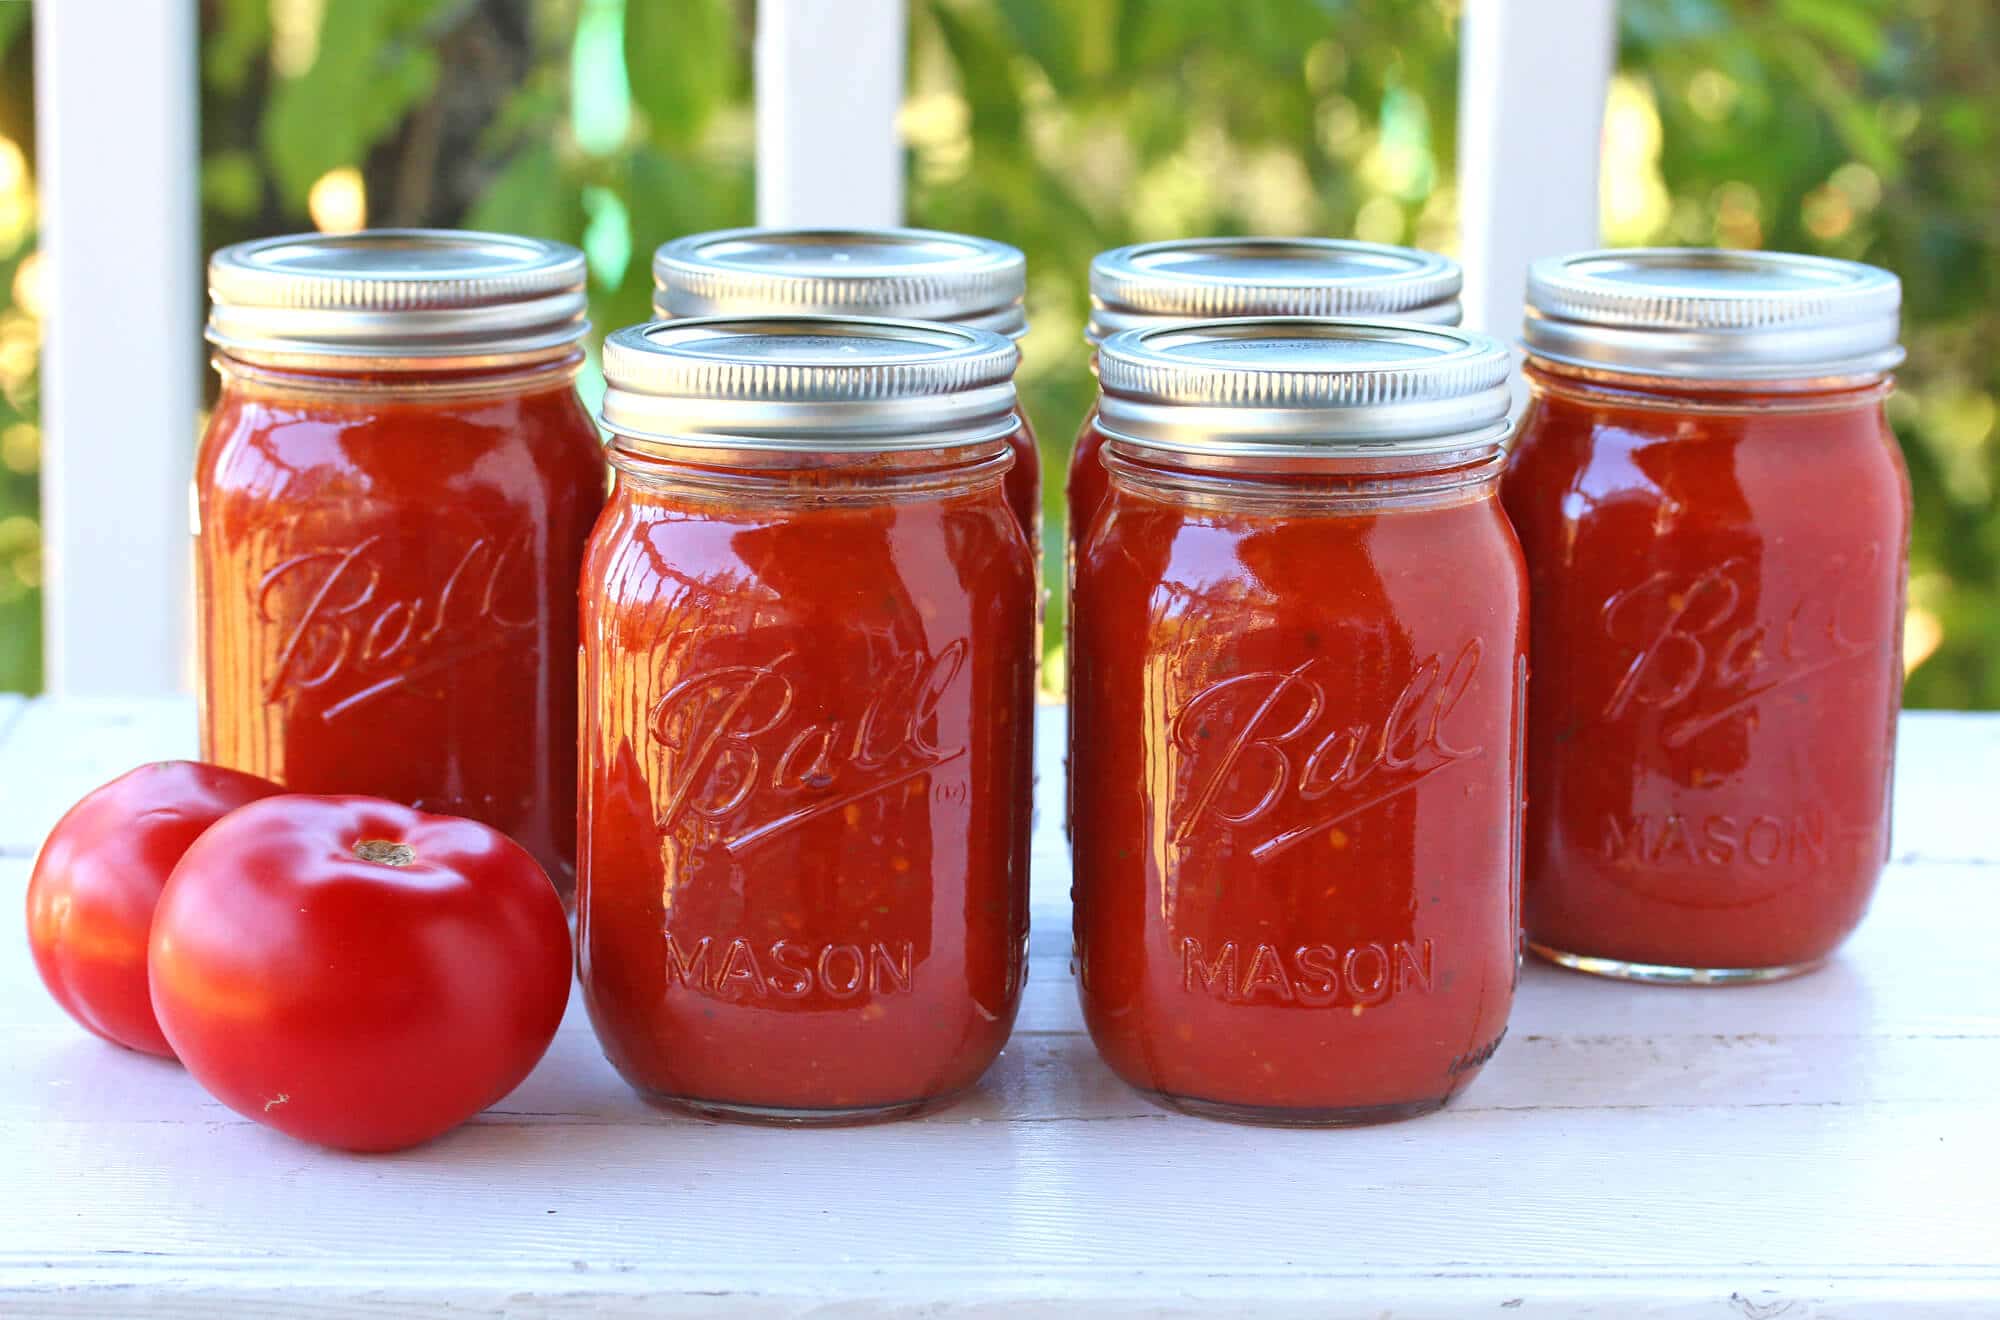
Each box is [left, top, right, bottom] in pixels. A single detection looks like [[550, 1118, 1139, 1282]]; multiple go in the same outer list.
[[0, 0, 1992, 702]]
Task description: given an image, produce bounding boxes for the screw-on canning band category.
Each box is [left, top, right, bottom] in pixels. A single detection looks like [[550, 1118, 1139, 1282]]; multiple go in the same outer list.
[[1523, 248, 1903, 381], [1087, 238, 1463, 342], [653, 228, 1028, 339], [206, 229, 589, 369], [600, 315, 1021, 454], [1096, 317, 1513, 458]]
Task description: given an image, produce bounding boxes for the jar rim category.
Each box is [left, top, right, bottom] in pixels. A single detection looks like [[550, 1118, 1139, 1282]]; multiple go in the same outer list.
[[653, 227, 1028, 339], [211, 347, 588, 401], [1095, 317, 1512, 457], [1087, 237, 1463, 342], [206, 229, 589, 369], [1099, 437, 1506, 509], [600, 315, 1021, 454], [1522, 354, 1895, 413], [1523, 247, 1903, 380]]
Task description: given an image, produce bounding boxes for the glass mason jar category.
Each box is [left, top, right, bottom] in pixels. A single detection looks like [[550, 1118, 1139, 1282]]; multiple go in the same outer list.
[[1070, 319, 1526, 1125], [653, 227, 1040, 550], [1066, 239, 1463, 608], [1503, 249, 1910, 983], [579, 316, 1036, 1124], [195, 230, 606, 894]]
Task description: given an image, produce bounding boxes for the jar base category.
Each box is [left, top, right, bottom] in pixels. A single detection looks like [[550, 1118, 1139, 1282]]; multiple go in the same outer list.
[[640, 1090, 961, 1127], [1135, 1088, 1449, 1128], [1528, 941, 1824, 987]]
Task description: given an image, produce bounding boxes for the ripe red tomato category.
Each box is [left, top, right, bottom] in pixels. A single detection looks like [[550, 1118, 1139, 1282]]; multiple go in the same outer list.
[[149, 795, 572, 1153], [26, 761, 282, 1057]]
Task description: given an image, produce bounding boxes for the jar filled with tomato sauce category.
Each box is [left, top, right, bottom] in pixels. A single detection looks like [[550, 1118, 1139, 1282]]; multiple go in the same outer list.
[[196, 231, 606, 894], [1068, 239, 1462, 600], [1504, 249, 1909, 983], [1071, 318, 1525, 1125], [580, 316, 1035, 1124], [654, 227, 1039, 549]]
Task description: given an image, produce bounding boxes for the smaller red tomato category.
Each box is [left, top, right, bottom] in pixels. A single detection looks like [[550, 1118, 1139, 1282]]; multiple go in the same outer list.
[[149, 795, 572, 1153], [25, 761, 282, 1057]]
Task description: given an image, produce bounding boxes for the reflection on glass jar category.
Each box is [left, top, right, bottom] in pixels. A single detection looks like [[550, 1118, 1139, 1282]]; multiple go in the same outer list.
[[1071, 317, 1525, 1125], [579, 316, 1035, 1125], [194, 230, 605, 894], [1066, 237, 1464, 613], [1505, 248, 1910, 983]]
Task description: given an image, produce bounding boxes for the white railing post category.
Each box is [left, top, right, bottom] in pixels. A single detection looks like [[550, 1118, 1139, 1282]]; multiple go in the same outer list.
[[754, 0, 905, 228], [1457, 0, 1616, 337], [34, 1, 200, 694]]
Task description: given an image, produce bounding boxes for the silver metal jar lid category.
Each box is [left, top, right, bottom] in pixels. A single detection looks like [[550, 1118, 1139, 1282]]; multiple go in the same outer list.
[[1524, 248, 1903, 380], [1096, 318, 1513, 458], [1088, 238, 1462, 342], [601, 316, 1021, 453], [207, 229, 589, 369], [653, 228, 1028, 339]]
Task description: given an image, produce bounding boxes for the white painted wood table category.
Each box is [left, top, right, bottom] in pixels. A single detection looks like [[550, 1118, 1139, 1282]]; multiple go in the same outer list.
[[0, 698, 1996, 1316]]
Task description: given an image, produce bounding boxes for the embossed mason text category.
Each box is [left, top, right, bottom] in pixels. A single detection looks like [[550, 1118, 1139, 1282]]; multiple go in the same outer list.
[[1600, 811, 1828, 868], [664, 934, 916, 1000], [1181, 937, 1435, 1006]]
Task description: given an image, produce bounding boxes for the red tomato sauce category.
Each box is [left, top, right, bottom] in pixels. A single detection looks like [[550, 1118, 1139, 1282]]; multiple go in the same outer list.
[[1064, 402, 1111, 584], [1066, 240, 1464, 664], [999, 411, 1041, 554], [1071, 453, 1525, 1119], [196, 360, 605, 889], [578, 446, 1035, 1119], [1502, 363, 1909, 973]]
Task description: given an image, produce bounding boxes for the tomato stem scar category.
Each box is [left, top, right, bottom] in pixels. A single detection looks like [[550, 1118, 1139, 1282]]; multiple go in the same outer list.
[[353, 839, 416, 867]]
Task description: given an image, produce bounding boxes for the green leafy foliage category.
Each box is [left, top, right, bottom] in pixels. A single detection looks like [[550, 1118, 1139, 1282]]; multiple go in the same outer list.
[[905, 0, 1463, 681], [625, 0, 740, 147], [0, 8, 39, 692], [0, 0, 1994, 706], [467, 142, 589, 245], [262, 0, 455, 203], [1618, 0, 2000, 706]]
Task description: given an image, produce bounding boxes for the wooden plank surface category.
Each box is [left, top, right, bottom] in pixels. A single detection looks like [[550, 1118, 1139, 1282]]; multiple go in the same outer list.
[[0, 701, 1996, 1315]]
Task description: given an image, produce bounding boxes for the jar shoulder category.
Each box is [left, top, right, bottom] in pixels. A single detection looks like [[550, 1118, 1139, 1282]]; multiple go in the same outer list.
[[1080, 484, 1524, 602], [198, 382, 605, 507], [1505, 392, 1905, 507], [585, 488, 1033, 621]]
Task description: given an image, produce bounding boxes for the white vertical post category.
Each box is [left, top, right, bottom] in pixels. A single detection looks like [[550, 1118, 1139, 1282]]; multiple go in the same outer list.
[[34, 1, 200, 694], [755, 0, 905, 228], [1457, 0, 1616, 336]]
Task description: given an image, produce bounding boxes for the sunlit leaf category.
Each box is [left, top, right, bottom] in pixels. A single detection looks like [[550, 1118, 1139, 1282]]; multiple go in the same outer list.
[[204, 0, 273, 94], [466, 142, 588, 246], [0, 4, 28, 63], [619, 146, 753, 326], [625, 0, 741, 148], [261, 0, 455, 206], [201, 150, 265, 219], [1777, 0, 1887, 64]]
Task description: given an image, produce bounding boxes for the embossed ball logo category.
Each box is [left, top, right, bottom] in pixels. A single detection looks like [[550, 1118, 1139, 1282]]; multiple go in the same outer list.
[[1592, 549, 1888, 906], [257, 531, 538, 718], [646, 640, 970, 853], [1167, 639, 1487, 860]]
